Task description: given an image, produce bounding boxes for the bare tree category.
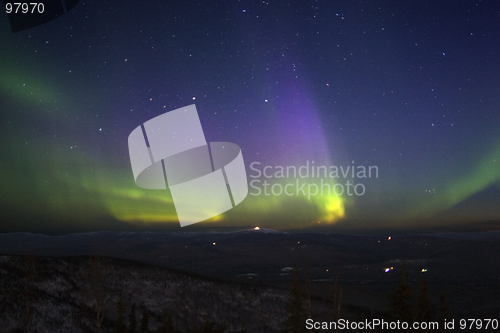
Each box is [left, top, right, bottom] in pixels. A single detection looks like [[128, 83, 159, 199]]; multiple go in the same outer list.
[[20, 255, 38, 333], [283, 268, 307, 333], [139, 307, 150, 333], [129, 303, 138, 333], [114, 296, 127, 333], [88, 256, 107, 333], [332, 273, 342, 324]]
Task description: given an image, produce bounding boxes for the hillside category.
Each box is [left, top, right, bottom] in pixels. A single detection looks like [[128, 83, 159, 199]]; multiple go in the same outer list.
[[0, 254, 337, 333]]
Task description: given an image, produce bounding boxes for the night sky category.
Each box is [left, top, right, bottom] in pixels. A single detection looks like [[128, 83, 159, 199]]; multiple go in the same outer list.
[[1, 1, 499, 234]]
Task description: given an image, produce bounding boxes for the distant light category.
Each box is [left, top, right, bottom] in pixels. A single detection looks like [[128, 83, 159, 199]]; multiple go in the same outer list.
[[264, 99, 268, 102], [192, 97, 196, 100], [384, 268, 391, 273], [212, 242, 216, 245], [388, 236, 391, 240], [421, 268, 427, 273], [254, 226, 260, 230]]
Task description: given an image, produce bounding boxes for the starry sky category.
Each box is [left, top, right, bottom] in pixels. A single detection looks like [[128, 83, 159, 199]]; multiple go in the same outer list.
[[0, 0, 499, 234]]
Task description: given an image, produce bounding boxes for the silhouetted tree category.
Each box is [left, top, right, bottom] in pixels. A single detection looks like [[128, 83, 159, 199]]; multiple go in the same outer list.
[[303, 272, 313, 321], [283, 268, 306, 333], [414, 278, 433, 323], [114, 296, 127, 333], [72, 301, 93, 333], [89, 256, 107, 333], [157, 309, 175, 333], [389, 263, 413, 323], [129, 303, 137, 333], [20, 255, 38, 333], [0, 275, 5, 325], [438, 292, 449, 329], [332, 273, 342, 322], [140, 308, 150, 333]]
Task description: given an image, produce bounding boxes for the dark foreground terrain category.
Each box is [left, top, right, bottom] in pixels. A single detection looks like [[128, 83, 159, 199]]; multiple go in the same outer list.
[[0, 255, 339, 332], [0, 230, 499, 332]]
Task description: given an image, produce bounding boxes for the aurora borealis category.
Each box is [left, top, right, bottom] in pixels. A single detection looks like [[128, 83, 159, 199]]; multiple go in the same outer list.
[[0, 1, 499, 233]]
